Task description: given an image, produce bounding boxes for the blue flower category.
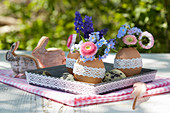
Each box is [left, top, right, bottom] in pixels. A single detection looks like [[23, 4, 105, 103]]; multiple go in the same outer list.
[[104, 48, 110, 56], [127, 27, 142, 35], [99, 55, 102, 60], [117, 26, 127, 38], [108, 39, 115, 49], [81, 58, 87, 62], [100, 38, 107, 44], [127, 29, 135, 35], [74, 11, 83, 33], [83, 16, 94, 38], [92, 32, 100, 40], [117, 34, 123, 38], [80, 54, 83, 58], [107, 43, 111, 50], [91, 56, 95, 61], [122, 24, 130, 29], [96, 41, 103, 48], [89, 32, 100, 42], [87, 56, 95, 61], [80, 55, 87, 62], [96, 39, 106, 48], [99, 54, 107, 60], [80, 55, 95, 62], [89, 34, 96, 42], [91, 32, 99, 35]]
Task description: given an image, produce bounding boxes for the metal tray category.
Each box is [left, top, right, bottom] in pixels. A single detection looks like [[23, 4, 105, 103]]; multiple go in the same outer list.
[[25, 63, 157, 95]]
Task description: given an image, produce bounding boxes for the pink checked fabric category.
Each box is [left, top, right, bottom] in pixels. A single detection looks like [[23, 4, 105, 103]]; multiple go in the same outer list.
[[0, 69, 170, 107]]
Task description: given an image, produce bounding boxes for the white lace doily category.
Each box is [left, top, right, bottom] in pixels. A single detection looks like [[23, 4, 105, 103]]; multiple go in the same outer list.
[[73, 63, 105, 78], [66, 57, 77, 69], [114, 57, 143, 69]]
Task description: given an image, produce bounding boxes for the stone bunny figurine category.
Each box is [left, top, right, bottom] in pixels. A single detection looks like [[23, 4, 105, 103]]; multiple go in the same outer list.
[[32, 36, 66, 68], [5, 41, 40, 78]]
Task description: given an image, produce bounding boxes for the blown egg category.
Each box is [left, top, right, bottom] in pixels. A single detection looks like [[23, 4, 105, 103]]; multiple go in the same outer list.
[[66, 51, 80, 74], [114, 47, 142, 77]]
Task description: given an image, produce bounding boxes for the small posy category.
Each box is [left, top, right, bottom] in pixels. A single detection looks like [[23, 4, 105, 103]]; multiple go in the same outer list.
[[70, 11, 110, 84], [114, 24, 154, 49]]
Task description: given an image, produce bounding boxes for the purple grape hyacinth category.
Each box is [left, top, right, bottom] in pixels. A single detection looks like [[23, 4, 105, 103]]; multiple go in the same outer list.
[[99, 28, 108, 39], [83, 16, 94, 39], [74, 11, 83, 33]]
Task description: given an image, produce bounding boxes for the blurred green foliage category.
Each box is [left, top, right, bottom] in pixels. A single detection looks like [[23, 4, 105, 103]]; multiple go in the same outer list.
[[0, 0, 169, 53]]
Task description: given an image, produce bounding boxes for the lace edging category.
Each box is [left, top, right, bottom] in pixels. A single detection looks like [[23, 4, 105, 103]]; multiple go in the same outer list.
[[66, 57, 77, 69], [73, 63, 105, 78], [114, 57, 143, 69]]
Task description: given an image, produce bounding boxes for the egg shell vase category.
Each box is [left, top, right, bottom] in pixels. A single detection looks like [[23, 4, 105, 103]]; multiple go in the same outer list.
[[66, 51, 80, 74], [114, 47, 142, 77], [73, 57, 106, 84]]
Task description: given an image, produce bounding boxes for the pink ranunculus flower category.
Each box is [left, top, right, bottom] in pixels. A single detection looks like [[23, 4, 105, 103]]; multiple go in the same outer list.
[[67, 34, 77, 49], [80, 42, 97, 58], [122, 35, 137, 45], [138, 31, 154, 49]]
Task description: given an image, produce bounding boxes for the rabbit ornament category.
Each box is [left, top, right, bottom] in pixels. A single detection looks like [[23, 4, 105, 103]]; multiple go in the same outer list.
[[32, 36, 66, 68], [5, 41, 40, 78]]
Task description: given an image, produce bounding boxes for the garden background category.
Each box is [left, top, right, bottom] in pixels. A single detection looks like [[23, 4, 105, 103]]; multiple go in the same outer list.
[[0, 0, 169, 53]]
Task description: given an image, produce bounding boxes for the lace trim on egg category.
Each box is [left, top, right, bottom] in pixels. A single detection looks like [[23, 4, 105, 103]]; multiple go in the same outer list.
[[73, 63, 105, 78], [66, 57, 77, 69], [114, 57, 143, 69]]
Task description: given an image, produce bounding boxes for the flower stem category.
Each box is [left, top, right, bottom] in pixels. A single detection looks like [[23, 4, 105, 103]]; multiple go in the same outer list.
[[81, 35, 86, 42], [112, 49, 118, 53], [78, 29, 81, 41], [78, 29, 86, 42]]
